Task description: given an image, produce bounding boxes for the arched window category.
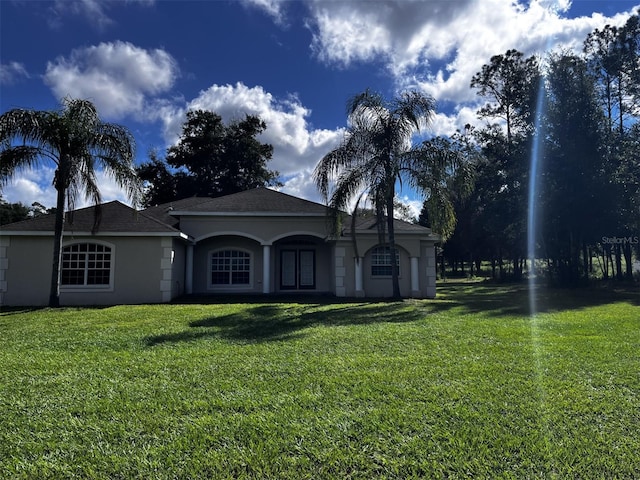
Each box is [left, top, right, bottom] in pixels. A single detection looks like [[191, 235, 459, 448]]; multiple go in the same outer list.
[[61, 243, 113, 288], [370, 246, 400, 277], [210, 250, 251, 286]]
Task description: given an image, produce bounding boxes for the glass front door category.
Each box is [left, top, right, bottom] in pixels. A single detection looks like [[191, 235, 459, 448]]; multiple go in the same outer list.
[[280, 249, 315, 290]]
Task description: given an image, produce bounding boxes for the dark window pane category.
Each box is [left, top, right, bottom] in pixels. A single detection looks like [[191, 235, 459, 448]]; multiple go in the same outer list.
[[211, 271, 229, 285], [61, 270, 84, 285], [87, 270, 110, 285], [231, 271, 250, 284]]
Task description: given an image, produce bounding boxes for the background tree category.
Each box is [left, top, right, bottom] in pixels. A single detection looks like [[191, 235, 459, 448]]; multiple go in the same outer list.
[[435, 15, 639, 284], [137, 111, 280, 206], [542, 53, 608, 284], [584, 14, 640, 279], [417, 129, 480, 277], [314, 89, 467, 298], [0, 196, 30, 225], [30, 201, 56, 217], [469, 50, 542, 280], [136, 149, 181, 206], [415, 131, 476, 242], [0, 98, 142, 307]]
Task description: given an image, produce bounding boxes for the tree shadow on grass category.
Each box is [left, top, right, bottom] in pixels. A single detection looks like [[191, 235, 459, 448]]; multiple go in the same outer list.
[[430, 281, 640, 317], [145, 302, 425, 346], [0, 307, 46, 316], [145, 282, 639, 346]]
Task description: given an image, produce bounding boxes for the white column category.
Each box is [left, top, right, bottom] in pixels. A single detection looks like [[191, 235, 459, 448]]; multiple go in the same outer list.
[[185, 243, 194, 295], [410, 256, 420, 297], [354, 257, 364, 297], [262, 245, 271, 294], [334, 247, 346, 296], [425, 245, 437, 298]]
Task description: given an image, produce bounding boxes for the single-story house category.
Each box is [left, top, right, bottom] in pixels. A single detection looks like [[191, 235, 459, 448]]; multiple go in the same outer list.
[[0, 188, 440, 306]]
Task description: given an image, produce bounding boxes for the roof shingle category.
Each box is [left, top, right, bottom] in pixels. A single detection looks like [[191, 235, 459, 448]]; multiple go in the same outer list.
[[1, 201, 180, 234], [165, 188, 330, 215]]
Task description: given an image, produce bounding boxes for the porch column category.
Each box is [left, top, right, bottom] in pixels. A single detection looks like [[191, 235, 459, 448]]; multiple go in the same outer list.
[[410, 256, 420, 297], [354, 257, 364, 297], [185, 243, 194, 295], [262, 244, 271, 294]]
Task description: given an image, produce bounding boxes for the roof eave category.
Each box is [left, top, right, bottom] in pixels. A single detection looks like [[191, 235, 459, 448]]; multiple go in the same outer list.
[[171, 211, 327, 217], [0, 231, 189, 238]]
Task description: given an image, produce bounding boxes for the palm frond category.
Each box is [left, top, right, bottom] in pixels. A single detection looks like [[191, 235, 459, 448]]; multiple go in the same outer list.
[[0, 146, 46, 186]]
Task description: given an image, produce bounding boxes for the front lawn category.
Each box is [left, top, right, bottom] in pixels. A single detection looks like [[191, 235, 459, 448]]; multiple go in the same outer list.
[[1, 283, 638, 478]]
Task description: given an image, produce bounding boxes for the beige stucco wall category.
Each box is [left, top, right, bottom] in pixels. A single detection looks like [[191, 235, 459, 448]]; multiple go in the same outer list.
[[185, 215, 333, 295], [0, 213, 438, 304], [193, 235, 263, 294], [336, 235, 438, 298], [421, 242, 437, 298], [180, 215, 329, 244], [0, 234, 176, 306], [171, 238, 186, 299], [0, 236, 51, 306], [191, 234, 334, 295], [272, 237, 333, 293], [361, 244, 412, 298]]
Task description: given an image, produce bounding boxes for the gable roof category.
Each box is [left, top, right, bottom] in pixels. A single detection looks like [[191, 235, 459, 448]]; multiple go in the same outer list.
[[349, 216, 436, 234], [164, 188, 330, 216], [1, 201, 183, 235], [1, 189, 438, 240], [141, 196, 213, 227], [334, 215, 440, 242]]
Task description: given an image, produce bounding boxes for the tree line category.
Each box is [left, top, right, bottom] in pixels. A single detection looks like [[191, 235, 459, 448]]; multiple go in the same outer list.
[[433, 14, 639, 284]]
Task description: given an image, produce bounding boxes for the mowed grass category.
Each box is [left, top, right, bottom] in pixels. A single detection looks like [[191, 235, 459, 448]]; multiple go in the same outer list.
[[1, 284, 638, 479]]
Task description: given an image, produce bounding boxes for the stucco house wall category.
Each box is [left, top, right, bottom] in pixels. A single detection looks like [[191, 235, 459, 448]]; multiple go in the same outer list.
[[192, 235, 263, 294], [0, 236, 52, 306], [179, 216, 329, 244], [171, 238, 187, 299], [421, 242, 437, 298], [0, 235, 176, 306], [0, 189, 440, 305], [272, 237, 333, 293], [362, 244, 413, 298]]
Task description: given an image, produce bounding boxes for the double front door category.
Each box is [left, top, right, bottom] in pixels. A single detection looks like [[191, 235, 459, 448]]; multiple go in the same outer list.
[[280, 249, 315, 290]]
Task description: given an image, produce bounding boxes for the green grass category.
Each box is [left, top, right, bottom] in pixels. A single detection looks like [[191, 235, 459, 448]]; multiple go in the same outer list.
[[1, 283, 638, 479]]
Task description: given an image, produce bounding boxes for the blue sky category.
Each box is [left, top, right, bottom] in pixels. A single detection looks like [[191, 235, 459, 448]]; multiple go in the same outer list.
[[1, 0, 638, 214]]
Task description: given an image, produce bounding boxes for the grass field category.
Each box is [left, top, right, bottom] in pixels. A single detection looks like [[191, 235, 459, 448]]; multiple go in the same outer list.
[[1, 282, 638, 479]]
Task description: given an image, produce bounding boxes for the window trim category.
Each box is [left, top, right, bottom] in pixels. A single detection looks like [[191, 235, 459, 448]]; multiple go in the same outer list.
[[60, 241, 115, 292], [370, 245, 401, 278], [208, 248, 253, 290]]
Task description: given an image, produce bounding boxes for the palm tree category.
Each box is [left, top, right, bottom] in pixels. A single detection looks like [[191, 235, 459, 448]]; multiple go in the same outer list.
[[0, 98, 142, 307], [314, 89, 438, 299]]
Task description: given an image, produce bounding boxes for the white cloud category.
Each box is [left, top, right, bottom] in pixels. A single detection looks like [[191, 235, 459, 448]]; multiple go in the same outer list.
[[0, 61, 30, 85], [1, 166, 57, 209], [44, 41, 178, 119], [277, 170, 325, 205], [2, 166, 138, 210], [240, 0, 287, 25], [48, 0, 155, 30], [306, 0, 475, 72], [158, 82, 344, 179], [48, 0, 113, 30], [303, 0, 638, 130], [309, 4, 392, 67], [398, 194, 423, 221]]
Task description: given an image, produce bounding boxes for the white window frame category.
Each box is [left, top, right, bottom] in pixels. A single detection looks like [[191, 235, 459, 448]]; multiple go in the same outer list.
[[60, 241, 115, 292], [208, 248, 253, 289], [370, 246, 400, 277]]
